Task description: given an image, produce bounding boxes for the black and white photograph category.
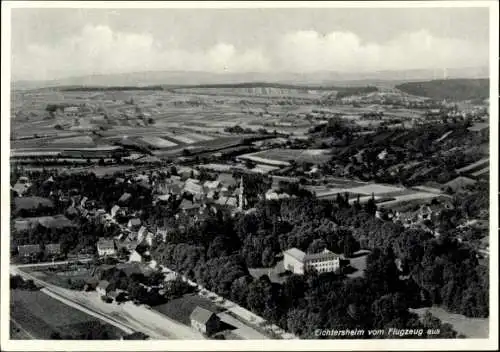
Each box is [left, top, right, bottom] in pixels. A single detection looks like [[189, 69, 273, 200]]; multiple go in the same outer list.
[[1, 1, 498, 351]]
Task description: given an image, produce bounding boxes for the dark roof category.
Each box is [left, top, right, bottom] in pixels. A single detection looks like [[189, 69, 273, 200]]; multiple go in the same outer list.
[[179, 199, 200, 211], [304, 249, 340, 262], [190, 306, 217, 325]]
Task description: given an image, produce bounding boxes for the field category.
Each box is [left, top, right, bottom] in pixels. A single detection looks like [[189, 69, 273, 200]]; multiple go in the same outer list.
[[9, 86, 389, 163], [10, 289, 123, 339], [238, 148, 331, 167], [410, 306, 489, 338]]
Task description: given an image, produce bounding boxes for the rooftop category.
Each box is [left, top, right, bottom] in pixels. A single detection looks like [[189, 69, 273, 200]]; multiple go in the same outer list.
[[190, 306, 217, 325]]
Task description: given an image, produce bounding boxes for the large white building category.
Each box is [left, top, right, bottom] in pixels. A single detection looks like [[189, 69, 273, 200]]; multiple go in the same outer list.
[[283, 248, 341, 275]]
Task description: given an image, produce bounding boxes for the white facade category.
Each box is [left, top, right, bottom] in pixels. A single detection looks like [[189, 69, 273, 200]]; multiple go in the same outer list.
[[304, 252, 340, 274], [97, 240, 116, 256], [129, 250, 143, 263], [98, 246, 116, 256], [284, 248, 341, 275]]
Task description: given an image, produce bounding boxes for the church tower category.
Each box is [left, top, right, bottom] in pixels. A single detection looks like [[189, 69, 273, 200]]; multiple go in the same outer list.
[[238, 177, 245, 211]]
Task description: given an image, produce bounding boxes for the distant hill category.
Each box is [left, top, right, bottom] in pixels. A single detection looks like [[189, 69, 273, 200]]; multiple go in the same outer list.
[[58, 82, 379, 96], [11, 66, 488, 91], [395, 79, 489, 101]]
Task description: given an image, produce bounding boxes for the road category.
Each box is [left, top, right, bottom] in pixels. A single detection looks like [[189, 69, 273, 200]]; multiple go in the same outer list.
[[10, 265, 205, 340]]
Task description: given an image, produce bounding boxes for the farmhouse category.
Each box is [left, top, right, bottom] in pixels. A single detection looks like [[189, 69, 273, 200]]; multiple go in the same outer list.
[[97, 238, 116, 257], [190, 306, 221, 336], [284, 248, 342, 275]]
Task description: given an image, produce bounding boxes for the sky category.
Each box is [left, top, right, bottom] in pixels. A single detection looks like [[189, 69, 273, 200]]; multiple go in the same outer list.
[[10, 7, 491, 81]]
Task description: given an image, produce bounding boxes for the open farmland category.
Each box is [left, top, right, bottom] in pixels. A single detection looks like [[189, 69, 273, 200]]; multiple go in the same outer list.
[[10, 85, 376, 161], [10, 289, 124, 339]]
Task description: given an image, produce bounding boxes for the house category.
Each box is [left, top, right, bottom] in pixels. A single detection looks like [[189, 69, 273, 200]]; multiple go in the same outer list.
[[17, 244, 42, 257], [111, 205, 121, 218], [96, 280, 112, 296], [129, 250, 144, 263], [45, 243, 61, 256], [97, 238, 116, 256], [128, 218, 142, 230], [190, 307, 221, 336], [184, 180, 204, 199], [203, 180, 221, 191], [179, 199, 201, 215], [283, 248, 342, 275]]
